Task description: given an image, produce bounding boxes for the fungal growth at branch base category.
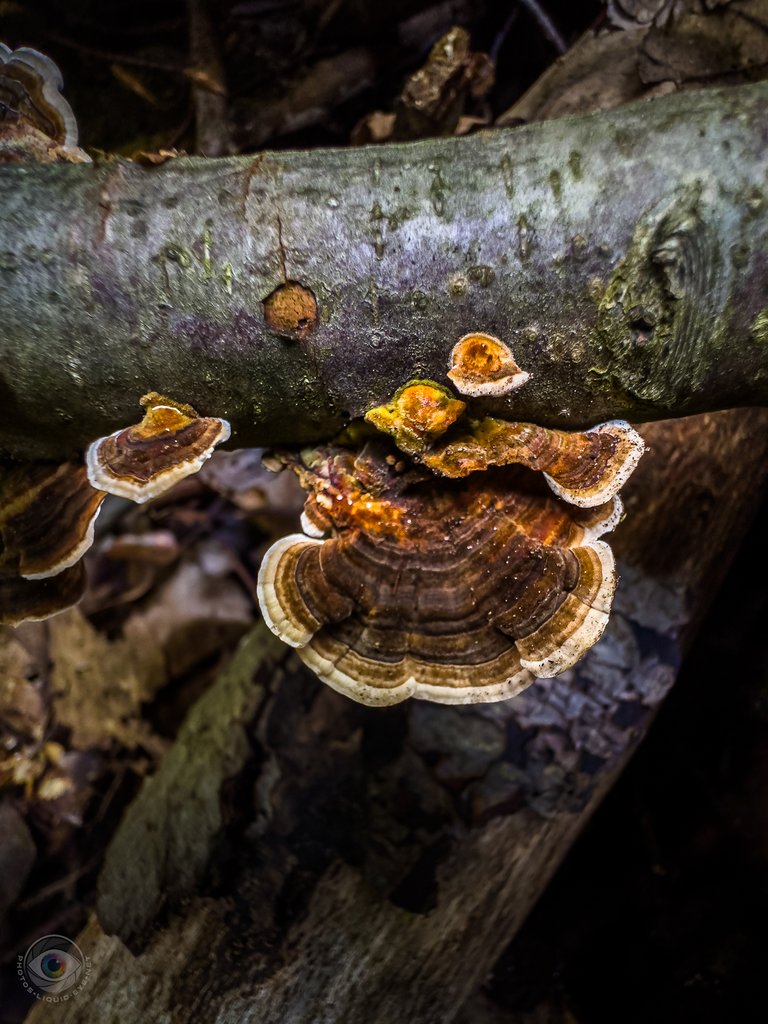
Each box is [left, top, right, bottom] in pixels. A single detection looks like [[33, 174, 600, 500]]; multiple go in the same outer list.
[[86, 392, 231, 503], [258, 379, 645, 706], [0, 44, 89, 163], [0, 463, 105, 624], [366, 382, 645, 507], [363, 381, 467, 455]]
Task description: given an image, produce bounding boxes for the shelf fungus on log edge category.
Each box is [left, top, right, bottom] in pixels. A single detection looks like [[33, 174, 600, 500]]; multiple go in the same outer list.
[[86, 392, 231, 503], [258, 381, 645, 706], [0, 44, 89, 164], [0, 463, 105, 625], [1, 394, 231, 625]]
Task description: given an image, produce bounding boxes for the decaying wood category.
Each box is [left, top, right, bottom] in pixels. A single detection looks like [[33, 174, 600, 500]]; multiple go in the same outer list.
[[25, 408, 768, 1024], [1, 82, 767, 461]]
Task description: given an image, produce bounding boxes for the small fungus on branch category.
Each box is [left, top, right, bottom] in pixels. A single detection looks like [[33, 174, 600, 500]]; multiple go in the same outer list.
[[86, 392, 231, 503], [447, 332, 530, 397], [364, 381, 467, 455]]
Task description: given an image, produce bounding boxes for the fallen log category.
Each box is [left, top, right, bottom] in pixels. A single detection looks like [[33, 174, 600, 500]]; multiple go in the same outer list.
[[1, 82, 767, 461]]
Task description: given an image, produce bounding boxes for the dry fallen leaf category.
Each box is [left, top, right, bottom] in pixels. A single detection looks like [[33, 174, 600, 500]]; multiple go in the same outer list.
[[122, 547, 254, 678], [110, 63, 160, 105], [49, 609, 166, 753]]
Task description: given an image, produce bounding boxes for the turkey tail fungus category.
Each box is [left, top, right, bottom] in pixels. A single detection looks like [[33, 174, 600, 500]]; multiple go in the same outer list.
[[0, 43, 89, 163], [419, 417, 645, 508], [447, 332, 531, 398], [0, 463, 105, 624], [257, 426, 637, 705], [86, 392, 231, 504], [0, 563, 88, 627], [0, 393, 230, 625]]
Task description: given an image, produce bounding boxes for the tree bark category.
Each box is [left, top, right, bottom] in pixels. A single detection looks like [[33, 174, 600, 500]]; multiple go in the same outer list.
[[1, 83, 767, 461], [24, 408, 768, 1024]]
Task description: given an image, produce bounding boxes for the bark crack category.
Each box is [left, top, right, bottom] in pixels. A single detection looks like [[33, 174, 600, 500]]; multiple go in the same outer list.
[[275, 210, 288, 282]]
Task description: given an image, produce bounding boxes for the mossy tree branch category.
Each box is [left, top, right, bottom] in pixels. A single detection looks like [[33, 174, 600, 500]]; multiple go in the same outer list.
[[1, 82, 767, 461]]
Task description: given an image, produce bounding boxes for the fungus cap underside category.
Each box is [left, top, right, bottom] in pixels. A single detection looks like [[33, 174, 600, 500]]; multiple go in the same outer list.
[[1, 564, 87, 627], [0, 462, 105, 625]]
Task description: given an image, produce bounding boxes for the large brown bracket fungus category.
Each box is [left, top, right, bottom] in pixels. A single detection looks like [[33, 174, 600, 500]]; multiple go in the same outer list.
[[258, 367, 644, 705], [86, 392, 231, 503], [0, 463, 105, 624], [257, 441, 625, 706]]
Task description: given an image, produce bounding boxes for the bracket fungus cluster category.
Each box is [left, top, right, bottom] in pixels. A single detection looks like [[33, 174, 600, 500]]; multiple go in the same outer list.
[[1, 394, 230, 625], [364, 380, 644, 508], [258, 354, 645, 706]]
